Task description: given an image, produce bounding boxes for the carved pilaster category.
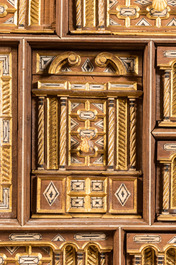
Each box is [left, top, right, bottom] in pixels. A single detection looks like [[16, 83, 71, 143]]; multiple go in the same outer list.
[[19, 0, 27, 27], [108, 98, 115, 170], [47, 98, 58, 169], [60, 97, 67, 170], [162, 164, 170, 213], [37, 97, 45, 169], [98, 0, 105, 29], [29, 0, 40, 25], [116, 98, 127, 170], [129, 99, 137, 170], [76, 0, 82, 29], [163, 70, 171, 120], [84, 0, 95, 27]]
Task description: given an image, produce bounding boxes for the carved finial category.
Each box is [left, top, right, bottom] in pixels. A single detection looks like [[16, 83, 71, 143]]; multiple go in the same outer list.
[[152, 0, 167, 11]]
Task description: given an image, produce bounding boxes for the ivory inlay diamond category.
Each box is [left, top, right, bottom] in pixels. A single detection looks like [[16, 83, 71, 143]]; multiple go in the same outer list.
[[43, 182, 59, 206], [115, 183, 131, 206]]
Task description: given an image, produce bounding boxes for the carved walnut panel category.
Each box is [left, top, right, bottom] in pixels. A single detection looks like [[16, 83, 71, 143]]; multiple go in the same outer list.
[[68, 0, 176, 36], [127, 232, 176, 265], [0, 46, 17, 218], [0, 0, 55, 33], [154, 46, 176, 221], [0, 231, 113, 265], [31, 49, 143, 219]]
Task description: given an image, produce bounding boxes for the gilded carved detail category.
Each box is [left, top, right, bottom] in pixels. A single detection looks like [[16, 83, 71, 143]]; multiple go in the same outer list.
[[37, 97, 45, 169], [0, 53, 12, 212], [32, 50, 142, 218], [129, 99, 137, 170], [29, 0, 40, 25], [107, 99, 115, 170], [47, 98, 58, 170], [71, 0, 176, 34], [116, 98, 127, 170]]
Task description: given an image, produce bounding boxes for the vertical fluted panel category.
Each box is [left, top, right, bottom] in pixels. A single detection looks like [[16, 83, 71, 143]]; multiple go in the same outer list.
[[84, 0, 95, 27], [76, 0, 82, 29], [162, 164, 170, 212], [172, 65, 176, 116], [30, 0, 40, 25], [60, 97, 67, 169], [108, 99, 115, 170], [19, 0, 26, 26], [163, 70, 171, 119], [47, 98, 58, 169], [2, 77, 11, 115], [98, 0, 105, 28], [37, 97, 45, 168], [117, 98, 127, 170], [166, 249, 175, 265], [129, 99, 137, 170]]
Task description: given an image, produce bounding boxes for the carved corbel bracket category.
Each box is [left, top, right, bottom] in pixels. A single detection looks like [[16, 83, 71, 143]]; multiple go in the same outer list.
[[95, 52, 127, 75], [48, 52, 81, 74]]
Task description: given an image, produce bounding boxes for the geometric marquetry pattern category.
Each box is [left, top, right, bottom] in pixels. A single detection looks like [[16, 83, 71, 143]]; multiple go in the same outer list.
[[71, 0, 176, 35], [66, 177, 107, 213], [68, 99, 106, 169], [0, 53, 12, 212]]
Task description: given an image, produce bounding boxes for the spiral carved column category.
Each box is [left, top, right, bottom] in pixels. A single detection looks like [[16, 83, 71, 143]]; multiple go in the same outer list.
[[19, 0, 27, 27], [163, 70, 171, 120], [98, 0, 105, 29], [60, 97, 67, 170], [129, 99, 137, 170], [108, 98, 115, 170], [76, 0, 82, 29], [37, 97, 45, 169], [162, 163, 170, 213]]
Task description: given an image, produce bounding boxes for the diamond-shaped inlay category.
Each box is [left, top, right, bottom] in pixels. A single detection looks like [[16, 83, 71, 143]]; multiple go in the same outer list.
[[134, 0, 151, 4], [43, 182, 59, 206], [115, 184, 131, 206], [168, 0, 176, 6], [81, 59, 94, 72]]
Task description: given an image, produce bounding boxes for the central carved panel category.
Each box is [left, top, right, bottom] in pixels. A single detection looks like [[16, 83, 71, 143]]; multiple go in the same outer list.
[[31, 49, 143, 218]]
